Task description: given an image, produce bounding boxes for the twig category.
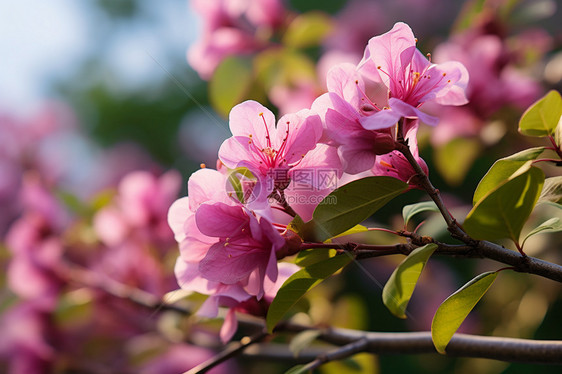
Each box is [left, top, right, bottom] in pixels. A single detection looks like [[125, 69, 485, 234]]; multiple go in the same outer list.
[[183, 330, 269, 374], [297, 338, 370, 371]]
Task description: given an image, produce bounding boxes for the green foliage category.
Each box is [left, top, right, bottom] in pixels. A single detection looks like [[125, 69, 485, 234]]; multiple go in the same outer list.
[[382, 244, 438, 319], [472, 147, 544, 205], [294, 248, 337, 267], [539, 176, 562, 205], [225, 167, 255, 204], [402, 201, 439, 228], [266, 254, 352, 333], [210, 56, 255, 117], [431, 271, 499, 354], [289, 329, 322, 357], [307, 177, 408, 242], [518, 90, 562, 137], [464, 165, 545, 244], [435, 137, 481, 186], [283, 12, 334, 48], [522, 217, 562, 248], [255, 48, 317, 93]]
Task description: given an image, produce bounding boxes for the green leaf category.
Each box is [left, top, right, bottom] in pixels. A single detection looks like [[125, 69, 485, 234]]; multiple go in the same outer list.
[[284, 365, 307, 374], [294, 248, 336, 267], [328, 224, 368, 240], [519, 90, 562, 137], [310, 177, 408, 242], [225, 167, 256, 204], [431, 271, 499, 353], [538, 176, 562, 205], [402, 201, 439, 228], [282, 12, 334, 48], [473, 147, 544, 205], [464, 166, 545, 243], [255, 49, 316, 92], [210, 56, 253, 117], [435, 137, 481, 186], [522, 217, 562, 247], [382, 244, 438, 319], [289, 329, 322, 358], [266, 254, 352, 333]]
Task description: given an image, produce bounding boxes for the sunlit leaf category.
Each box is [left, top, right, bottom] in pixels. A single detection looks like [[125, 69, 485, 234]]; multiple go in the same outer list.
[[431, 271, 499, 353], [464, 166, 545, 243], [285, 365, 307, 374], [283, 12, 334, 48], [382, 244, 438, 319], [519, 90, 562, 137], [266, 254, 352, 333], [473, 148, 544, 205], [402, 201, 439, 228], [522, 217, 562, 247], [210, 56, 254, 117], [294, 248, 336, 267], [538, 176, 562, 205], [289, 329, 322, 358], [255, 49, 316, 92], [309, 177, 408, 242], [321, 353, 376, 374], [327, 225, 369, 241], [435, 137, 481, 186]]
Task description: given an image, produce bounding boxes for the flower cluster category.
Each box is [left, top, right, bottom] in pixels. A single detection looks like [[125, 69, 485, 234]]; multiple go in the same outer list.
[[170, 22, 469, 341]]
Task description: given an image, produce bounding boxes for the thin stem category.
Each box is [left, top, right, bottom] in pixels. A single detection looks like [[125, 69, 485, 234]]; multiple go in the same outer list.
[[272, 189, 297, 217], [183, 330, 268, 374], [548, 135, 562, 160], [394, 124, 469, 242], [298, 338, 370, 371]]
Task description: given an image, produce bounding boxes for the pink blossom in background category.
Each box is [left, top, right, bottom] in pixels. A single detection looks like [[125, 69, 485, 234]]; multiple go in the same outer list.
[[5, 176, 68, 308], [188, 0, 287, 79], [139, 344, 233, 374], [0, 302, 54, 374], [431, 29, 543, 144], [324, 0, 384, 57], [94, 170, 182, 249]]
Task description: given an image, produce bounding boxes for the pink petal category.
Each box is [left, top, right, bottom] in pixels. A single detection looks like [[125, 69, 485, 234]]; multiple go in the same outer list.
[[387, 98, 439, 126], [168, 197, 191, 243], [187, 168, 230, 211], [276, 110, 323, 165], [326, 63, 363, 106], [358, 22, 416, 86], [220, 308, 238, 343], [228, 100, 276, 150], [195, 203, 248, 238], [199, 242, 268, 284]]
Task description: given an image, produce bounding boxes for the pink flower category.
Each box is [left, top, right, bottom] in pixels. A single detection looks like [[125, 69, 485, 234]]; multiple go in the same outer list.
[[187, 0, 287, 80], [218, 101, 340, 199], [357, 22, 469, 129], [312, 64, 396, 174], [94, 170, 181, 248], [169, 168, 299, 342]]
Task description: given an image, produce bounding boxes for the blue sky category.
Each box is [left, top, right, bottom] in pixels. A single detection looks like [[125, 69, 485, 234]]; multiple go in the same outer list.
[[0, 0, 198, 112]]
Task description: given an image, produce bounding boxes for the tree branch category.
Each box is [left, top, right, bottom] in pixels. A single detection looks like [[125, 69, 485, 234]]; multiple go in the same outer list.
[[183, 330, 268, 374], [277, 321, 562, 364]]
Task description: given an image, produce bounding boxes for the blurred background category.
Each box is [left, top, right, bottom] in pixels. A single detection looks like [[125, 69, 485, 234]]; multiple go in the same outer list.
[[1, 0, 562, 373]]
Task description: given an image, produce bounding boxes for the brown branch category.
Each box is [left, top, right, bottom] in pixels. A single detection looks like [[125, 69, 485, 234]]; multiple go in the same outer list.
[[183, 330, 268, 374], [277, 321, 562, 364]]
